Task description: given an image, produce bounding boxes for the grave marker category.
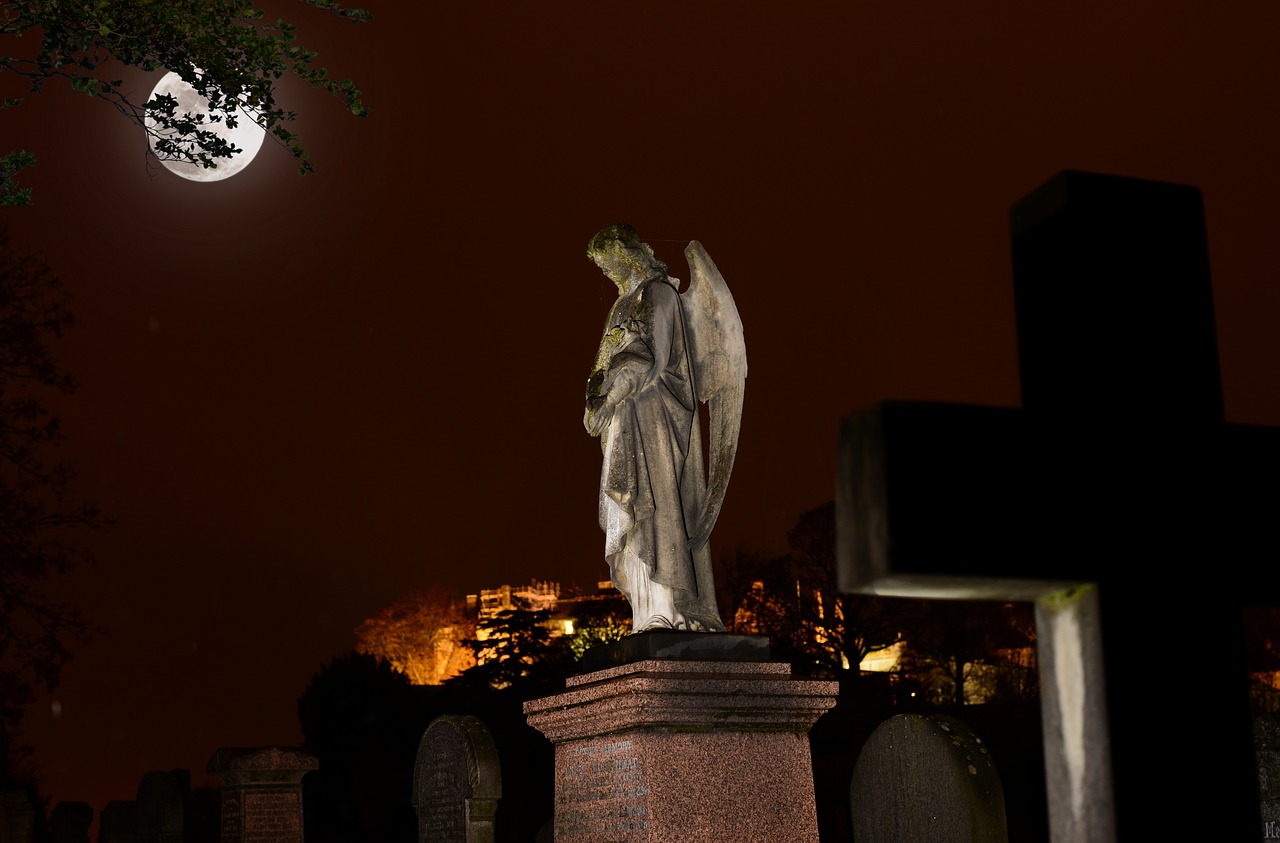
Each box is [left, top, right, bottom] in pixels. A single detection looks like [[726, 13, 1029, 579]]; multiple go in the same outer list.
[[850, 713, 1007, 843], [206, 746, 317, 843], [0, 791, 34, 843], [837, 170, 1280, 841], [1258, 713, 1280, 839], [412, 715, 502, 843]]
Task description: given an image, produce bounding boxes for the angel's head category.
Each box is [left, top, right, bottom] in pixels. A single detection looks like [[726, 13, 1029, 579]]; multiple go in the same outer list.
[[587, 223, 668, 289]]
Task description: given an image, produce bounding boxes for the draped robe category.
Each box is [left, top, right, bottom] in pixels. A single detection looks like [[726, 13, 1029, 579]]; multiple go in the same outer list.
[[589, 276, 714, 627]]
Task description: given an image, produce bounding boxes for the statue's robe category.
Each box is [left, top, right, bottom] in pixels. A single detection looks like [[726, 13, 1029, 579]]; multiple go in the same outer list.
[[593, 277, 718, 628]]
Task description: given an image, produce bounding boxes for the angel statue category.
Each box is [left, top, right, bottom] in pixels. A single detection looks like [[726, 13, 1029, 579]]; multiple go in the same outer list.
[[583, 224, 747, 634]]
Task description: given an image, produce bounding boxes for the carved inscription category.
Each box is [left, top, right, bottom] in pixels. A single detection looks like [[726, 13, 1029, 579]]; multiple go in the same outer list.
[[555, 739, 647, 840], [219, 789, 244, 839], [418, 727, 468, 842], [242, 790, 302, 842], [219, 789, 304, 843]]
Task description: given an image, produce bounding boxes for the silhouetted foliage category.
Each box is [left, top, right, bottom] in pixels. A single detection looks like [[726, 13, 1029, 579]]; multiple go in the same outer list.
[[184, 785, 221, 843], [297, 652, 424, 843], [449, 609, 571, 694], [1244, 606, 1280, 716], [0, 0, 373, 202], [896, 599, 1038, 706], [564, 595, 630, 660], [721, 502, 916, 679], [296, 649, 555, 843], [0, 226, 103, 772]]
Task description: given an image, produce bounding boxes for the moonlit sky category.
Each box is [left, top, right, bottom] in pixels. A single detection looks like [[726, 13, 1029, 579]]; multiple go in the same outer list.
[[3, 0, 1280, 822], [145, 71, 267, 182]]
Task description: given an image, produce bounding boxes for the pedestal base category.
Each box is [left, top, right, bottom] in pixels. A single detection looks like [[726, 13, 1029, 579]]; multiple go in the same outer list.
[[524, 658, 839, 842]]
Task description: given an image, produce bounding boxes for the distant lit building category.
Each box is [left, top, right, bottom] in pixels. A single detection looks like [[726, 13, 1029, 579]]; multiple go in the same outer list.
[[468, 580, 561, 621], [466, 580, 625, 639]]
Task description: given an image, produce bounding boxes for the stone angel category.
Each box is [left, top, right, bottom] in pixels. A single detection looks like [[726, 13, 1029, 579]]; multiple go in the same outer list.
[[583, 224, 747, 634]]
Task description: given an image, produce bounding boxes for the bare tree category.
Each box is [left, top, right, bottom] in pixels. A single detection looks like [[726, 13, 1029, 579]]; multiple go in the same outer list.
[[0, 226, 104, 773]]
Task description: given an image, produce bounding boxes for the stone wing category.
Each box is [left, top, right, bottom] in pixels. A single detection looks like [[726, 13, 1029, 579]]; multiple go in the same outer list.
[[682, 240, 747, 552]]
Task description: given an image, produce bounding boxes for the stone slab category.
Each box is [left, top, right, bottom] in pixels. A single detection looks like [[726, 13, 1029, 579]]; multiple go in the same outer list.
[[579, 631, 770, 672]]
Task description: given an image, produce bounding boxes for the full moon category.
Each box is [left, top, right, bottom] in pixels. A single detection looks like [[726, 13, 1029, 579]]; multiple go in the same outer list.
[[145, 71, 266, 182]]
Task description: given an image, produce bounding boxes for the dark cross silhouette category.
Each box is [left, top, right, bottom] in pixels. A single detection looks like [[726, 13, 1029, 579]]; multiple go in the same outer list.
[[837, 170, 1280, 842]]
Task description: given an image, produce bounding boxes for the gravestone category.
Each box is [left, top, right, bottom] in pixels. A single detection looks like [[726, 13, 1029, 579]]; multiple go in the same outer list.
[[1257, 713, 1280, 840], [525, 633, 838, 842], [51, 802, 92, 843], [99, 801, 137, 843], [837, 170, 1280, 841], [206, 746, 317, 843], [134, 770, 187, 843], [850, 713, 1007, 843], [412, 715, 502, 843], [0, 791, 34, 843]]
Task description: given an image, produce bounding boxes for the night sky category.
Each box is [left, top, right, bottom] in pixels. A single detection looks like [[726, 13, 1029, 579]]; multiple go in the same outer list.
[[4, 0, 1280, 823]]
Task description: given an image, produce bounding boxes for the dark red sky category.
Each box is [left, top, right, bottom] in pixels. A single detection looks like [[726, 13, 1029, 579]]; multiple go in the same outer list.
[[4, 0, 1280, 822]]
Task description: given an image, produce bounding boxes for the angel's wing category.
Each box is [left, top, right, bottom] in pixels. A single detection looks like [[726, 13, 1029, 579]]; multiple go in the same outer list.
[[682, 240, 747, 552]]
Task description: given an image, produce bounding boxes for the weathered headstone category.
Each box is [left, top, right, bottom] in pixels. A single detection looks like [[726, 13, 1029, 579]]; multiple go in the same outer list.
[[206, 746, 317, 843], [0, 791, 35, 843], [850, 713, 1007, 843], [837, 170, 1280, 841], [51, 802, 93, 843], [1257, 713, 1280, 840], [99, 801, 137, 843], [525, 633, 838, 842], [412, 715, 502, 843], [134, 770, 187, 843]]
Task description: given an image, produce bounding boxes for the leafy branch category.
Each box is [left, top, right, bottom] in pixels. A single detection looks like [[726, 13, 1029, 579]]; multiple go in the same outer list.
[[0, 0, 372, 202]]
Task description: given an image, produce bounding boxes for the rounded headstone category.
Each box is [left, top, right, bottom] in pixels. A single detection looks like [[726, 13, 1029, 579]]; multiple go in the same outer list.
[[1255, 712, 1280, 835], [850, 713, 1008, 843], [413, 714, 502, 843]]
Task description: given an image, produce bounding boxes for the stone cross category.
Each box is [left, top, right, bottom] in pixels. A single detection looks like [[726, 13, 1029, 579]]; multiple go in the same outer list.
[[412, 715, 502, 843], [206, 746, 317, 843], [837, 170, 1280, 842]]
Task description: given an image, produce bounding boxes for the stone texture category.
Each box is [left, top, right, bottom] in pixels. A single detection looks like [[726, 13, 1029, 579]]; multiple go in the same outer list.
[[1256, 713, 1280, 839], [206, 746, 317, 843], [525, 659, 837, 842], [850, 713, 1007, 843], [412, 715, 502, 843], [0, 791, 35, 843]]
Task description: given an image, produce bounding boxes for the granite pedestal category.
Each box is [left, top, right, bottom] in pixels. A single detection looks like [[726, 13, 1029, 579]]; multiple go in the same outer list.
[[524, 634, 838, 842]]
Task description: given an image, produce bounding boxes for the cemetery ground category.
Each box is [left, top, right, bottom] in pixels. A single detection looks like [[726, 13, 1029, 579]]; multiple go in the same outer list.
[[13, 596, 1280, 841]]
